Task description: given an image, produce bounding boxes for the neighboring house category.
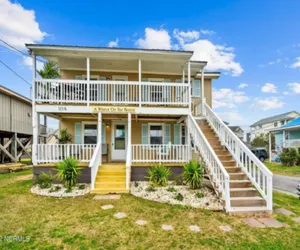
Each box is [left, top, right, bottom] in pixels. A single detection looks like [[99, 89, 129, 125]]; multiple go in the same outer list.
[[229, 126, 244, 141], [0, 85, 47, 163], [250, 111, 300, 141], [27, 44, 273, 213], [47, 129, 59, 144], [246, 132, 251, 144], [269, 117, 300, 161]]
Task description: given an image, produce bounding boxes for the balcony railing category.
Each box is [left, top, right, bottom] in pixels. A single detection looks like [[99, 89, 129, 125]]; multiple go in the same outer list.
[[284, 139, 300, 148], [34, 79, 189, 107]]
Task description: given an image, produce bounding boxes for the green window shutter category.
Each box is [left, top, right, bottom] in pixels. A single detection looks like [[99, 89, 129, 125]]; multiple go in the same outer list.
[[74, 122, 82, 144], [164, 124, 171, 144], [194, 79, 201, 97], [141, 78, 148, 102], [141, 124, 148, 144], [101, 123, 106, 143], [174, 124, 180, 144], [75, 75, 83, 80]]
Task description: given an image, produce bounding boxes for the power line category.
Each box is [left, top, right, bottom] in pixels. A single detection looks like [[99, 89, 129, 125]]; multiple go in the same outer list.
[[0, 59, 31, 86]]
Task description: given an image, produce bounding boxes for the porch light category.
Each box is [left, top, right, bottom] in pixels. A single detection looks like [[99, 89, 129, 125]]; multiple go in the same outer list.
[[106, 122, 110, 127]]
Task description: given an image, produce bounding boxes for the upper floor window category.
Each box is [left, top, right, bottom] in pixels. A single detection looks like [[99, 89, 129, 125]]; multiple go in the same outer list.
[[274, 122, 278, 127]]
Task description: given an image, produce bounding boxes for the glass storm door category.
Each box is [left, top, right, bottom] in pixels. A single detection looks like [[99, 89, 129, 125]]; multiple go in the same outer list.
[[111, 123, 127, 160]]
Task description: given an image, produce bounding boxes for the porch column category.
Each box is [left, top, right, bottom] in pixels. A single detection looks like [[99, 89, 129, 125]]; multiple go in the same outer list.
[[87, 57, 90, 106], [188, 61, 191, 112], [282, 130, 286, 148], [98, 112, 102, 166], [182, 67, 185, 83], [32, 53, 38, 165], [126, 113, 132, 189], [138, 59, 142, 107], [269, 132, 272, 162], [201, 69, 205, 115], [128, 112, 132, 158]]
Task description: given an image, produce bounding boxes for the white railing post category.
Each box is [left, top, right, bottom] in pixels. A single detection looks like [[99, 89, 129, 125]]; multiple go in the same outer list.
[[87, 57, 90, 105], [98, 112, 102, 166], [267, 176, 273, 210], [188, 61, 191, 112], [201, 69, 205, 114], [126, 113, 132, 189], [138, 59, 142, 108]]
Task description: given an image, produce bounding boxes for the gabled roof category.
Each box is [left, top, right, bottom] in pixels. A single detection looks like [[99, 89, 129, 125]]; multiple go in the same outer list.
[[250, 111, 300, 127], [229, 126, 244, 133]]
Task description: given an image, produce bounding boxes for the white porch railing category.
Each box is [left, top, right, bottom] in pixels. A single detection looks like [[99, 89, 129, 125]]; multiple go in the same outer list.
[[36, 144, 96, 163], [284, 139, 300, 148], [34, 79, 189, 106], [131, 144, 190, 163], [89, 142, 102, 190], [187, 114, 231, 211], [203, 103, 273, 211]]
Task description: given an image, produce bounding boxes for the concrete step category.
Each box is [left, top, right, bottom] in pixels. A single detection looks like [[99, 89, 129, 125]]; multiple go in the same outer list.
[[230, 196, 266, 207], [90, 188, 129, 194], [95, 182, 126, 189], [230, 180, 252, 188], [225, 167, 242, 173], [230, 188, 258, 197], [228, 206, 270, 215], [221, 161, 237, 167]]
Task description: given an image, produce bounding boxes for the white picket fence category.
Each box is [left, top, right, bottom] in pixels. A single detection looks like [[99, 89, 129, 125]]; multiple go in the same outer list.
[[36, 144, 96, 163]]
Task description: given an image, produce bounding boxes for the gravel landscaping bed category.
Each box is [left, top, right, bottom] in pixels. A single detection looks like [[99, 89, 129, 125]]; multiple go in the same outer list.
[[31, 184, 90, 198], [131, 181, 224, 210]]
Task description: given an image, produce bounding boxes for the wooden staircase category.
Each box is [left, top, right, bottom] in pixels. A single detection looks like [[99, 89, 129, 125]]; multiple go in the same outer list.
[[90, 164, 128, 194], [198, 120, 267, 213]]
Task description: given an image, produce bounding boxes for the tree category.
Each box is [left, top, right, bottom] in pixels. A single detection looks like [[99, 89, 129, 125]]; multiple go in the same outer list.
[[251, 133, 275, 149], [37, 61, 60, 79], [58, 129, 72, 144]]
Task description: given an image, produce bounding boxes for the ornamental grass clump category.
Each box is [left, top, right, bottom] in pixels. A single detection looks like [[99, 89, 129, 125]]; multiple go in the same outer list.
[[182, 160, 204, 189], [147, 164, 171, 187]]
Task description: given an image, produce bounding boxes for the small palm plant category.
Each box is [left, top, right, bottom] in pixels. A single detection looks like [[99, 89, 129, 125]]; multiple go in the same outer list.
[[58, 128, 72, 144], [147, 164, 171, 187], [182, 160, 204, 189], [56, 158, 81, 190], [37, 61, 60, 79]]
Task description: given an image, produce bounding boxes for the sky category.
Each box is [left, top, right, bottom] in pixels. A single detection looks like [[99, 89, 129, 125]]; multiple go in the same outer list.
[[0, 0, 300, 132]]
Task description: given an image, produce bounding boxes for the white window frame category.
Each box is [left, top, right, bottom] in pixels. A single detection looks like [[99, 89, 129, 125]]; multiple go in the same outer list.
[[180, 124, 186, 145], [148, 123, 164, 145], [82, 121, 98, 145]]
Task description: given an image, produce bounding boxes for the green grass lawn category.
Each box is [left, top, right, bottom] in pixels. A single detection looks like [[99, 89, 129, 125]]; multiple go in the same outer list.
[[265, 160, 300, 177], [0, 170, 300, 250]]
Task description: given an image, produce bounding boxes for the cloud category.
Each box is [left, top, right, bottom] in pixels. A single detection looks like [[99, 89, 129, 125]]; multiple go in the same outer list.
[[0, 0, 46, 49], [108, 38, 118, 48], [173, 29, 200, 46], [268, 58, 281, 65], [238, 83, 248, 89], [251, 97, 284, 111], [261, 83, 278, 93], [135, 28, 171, 50], [22, 56, 44, 71], [283, 91, 289, 95], [213, 88, 249, 109], [200, 29, 215, 36], [290, 57, 300, 68], [217, 112, 242, 122], [288, 82, 300, 94]]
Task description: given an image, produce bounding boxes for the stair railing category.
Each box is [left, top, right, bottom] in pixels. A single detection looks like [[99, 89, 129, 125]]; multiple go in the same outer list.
[[89, 142, 102, 190], [188, 114, 231, 211], [203, 103, 273, 210]]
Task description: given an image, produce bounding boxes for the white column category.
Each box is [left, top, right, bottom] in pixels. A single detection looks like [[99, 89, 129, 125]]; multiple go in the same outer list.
[[186, 116, 192, 161], [201, 69, 205, 115], [87, 57, 90, 106], [32, 53, 36, 102], [269, 132, 272, 162], [188, 61, 191, 112], [282, 130, 286, 149], [138, 59, 142, 107], [182, 68, 185, 83], [32, 53, 38, 165], [126, 113, 132, 189], [98, 112, 102, 166]]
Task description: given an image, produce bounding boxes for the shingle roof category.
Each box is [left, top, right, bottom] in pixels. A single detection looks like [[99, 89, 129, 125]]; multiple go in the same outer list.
[[280, 117, 300, 128], [229, 126, 244, 132], [250, 111, 300, 127]]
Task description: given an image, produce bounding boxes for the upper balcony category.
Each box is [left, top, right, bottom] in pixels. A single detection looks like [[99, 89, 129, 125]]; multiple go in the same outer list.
[[28, 44, 207, 108]]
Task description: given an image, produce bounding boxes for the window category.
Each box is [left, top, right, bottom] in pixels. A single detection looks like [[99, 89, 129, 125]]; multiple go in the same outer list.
[[83, 124, 97, 144], [274, 122, 278, 127], [281, 121, 285, 126], [149, 125, 163, 144], [181, 125, 186, 144]]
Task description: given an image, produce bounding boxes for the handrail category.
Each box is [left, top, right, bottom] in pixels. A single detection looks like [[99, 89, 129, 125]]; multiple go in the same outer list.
[[89, 142, 102, 190], [203, 103, 273, 210], [188, 114, 231, 211]]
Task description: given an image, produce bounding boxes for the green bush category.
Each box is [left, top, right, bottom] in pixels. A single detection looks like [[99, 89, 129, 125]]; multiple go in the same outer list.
[[35, 172, 56, 189], [56, 157, 82, 190], [196, 191, 204, 199], [279, 148, 300, 167], [147, 164, 171, 187], [182, 160, 204, 189], [167, 186, 176, 192], [174, 193, 184, 201], [78, 184, 86, 190]]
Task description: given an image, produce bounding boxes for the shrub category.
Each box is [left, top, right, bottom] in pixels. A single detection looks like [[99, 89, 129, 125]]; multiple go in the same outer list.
[[174, 193, 184, 201], [196, 191, 204, 199], [167, 186, 176, 192], [279, 148, 300, 167], [35, 172, 55, 189], [78, 184, 86, 190], [56, 157, 81, 190], [182, 160, 204, 189], [145, 185, 156, 192], [147, 164, 171, 187]]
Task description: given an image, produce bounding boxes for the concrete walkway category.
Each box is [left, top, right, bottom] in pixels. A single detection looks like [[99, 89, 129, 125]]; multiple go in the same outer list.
[[273, 174, 300, 196]]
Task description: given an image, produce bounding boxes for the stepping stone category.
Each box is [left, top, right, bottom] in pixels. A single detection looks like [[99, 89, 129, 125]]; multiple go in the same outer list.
[[292, 217, 300, 224], [136, 220, 148, 226], [257, 218, 288, 228], [101, 204, 114, 210], [189, 225, 201, 232], [161, 224, 173, 231], [275, 208, 296, 216], [114, 212, 127, 219], [242, 218, 265, 228], [94, 194, 120, 200], [219, 225, 232, 232]]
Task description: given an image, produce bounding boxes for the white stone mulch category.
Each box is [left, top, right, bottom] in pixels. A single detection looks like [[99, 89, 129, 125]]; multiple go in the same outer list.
[[131, 181, 224, 210], [30, 184, 90, 198]]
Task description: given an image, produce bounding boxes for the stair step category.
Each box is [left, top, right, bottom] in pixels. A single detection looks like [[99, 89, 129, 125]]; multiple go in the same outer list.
[[229, 172, 248, 180], [230, 196, 266, 207], [218, 155, 233, 161], [229, 206, 270, 215], [222, 161, 237, 167], [95, 182, 126, 188], [97, 171, 126, 176], [90, 188, 129, 194], [96, 176, 126, 182], [225, 167, 242, 173], [230, 188, 258, 197], [211, 145, 224, 150], [214, 150, 230, 156], [230, 180, 251, 188]]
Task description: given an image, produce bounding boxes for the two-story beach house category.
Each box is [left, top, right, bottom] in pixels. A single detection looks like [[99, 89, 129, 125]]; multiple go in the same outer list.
[[27, 44, 273, 213]]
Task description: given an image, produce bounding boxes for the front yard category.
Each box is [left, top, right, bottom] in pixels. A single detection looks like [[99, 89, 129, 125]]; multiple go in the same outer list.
[[265, 160, 300, 177], [0, 170, 300, 249]]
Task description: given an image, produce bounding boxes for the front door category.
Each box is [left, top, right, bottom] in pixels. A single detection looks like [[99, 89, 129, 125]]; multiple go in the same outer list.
[[111, 123, 127, 161]]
